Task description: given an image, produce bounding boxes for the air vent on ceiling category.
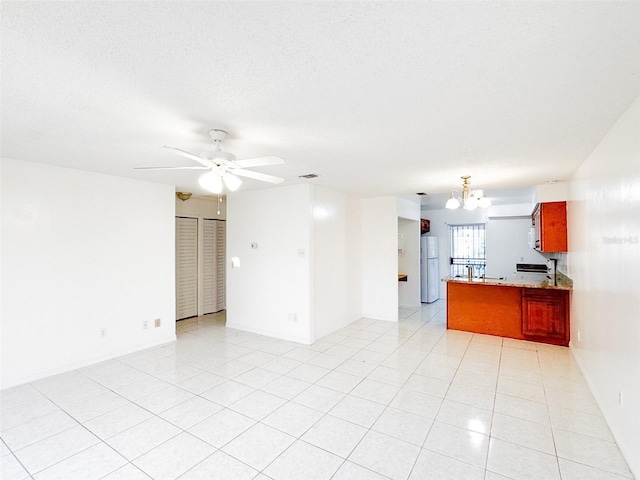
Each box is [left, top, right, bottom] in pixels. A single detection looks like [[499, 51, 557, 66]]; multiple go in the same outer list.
[[299, 173, 319, 179]]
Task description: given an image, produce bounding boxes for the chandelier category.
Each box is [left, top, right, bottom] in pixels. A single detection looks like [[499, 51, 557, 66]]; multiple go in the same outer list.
[[445, 175, 491, 210]]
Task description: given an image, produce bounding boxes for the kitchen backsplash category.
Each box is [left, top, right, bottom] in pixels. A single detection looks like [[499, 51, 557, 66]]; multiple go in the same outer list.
[[542, 252, 568, 276], [555, 253, 568, 275]]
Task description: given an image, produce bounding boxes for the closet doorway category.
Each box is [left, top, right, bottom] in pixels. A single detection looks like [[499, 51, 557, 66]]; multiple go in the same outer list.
[[175, 216, 226, 320]]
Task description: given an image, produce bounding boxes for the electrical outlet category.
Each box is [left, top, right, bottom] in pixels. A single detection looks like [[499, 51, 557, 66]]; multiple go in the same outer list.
[[154, 318, 161, 328], [298, 249, 305, 258], [143, 321, 149, 330], [99, 328, 107, 338], [288, 313, 298, 323]]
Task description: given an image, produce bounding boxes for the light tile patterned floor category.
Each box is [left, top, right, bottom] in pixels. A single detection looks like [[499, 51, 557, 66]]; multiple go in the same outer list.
[[0, 302, 634, 479]]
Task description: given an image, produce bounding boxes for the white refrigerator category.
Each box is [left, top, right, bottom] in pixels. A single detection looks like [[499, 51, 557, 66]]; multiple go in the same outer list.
[[420, 235, 439, 303]]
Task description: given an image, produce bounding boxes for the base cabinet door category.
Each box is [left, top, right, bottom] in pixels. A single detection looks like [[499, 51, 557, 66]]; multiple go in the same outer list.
[[522, 289, 569, 346]]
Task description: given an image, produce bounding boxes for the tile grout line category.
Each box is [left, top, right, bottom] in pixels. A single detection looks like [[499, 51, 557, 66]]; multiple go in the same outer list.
[[11, 303, 627, 479]]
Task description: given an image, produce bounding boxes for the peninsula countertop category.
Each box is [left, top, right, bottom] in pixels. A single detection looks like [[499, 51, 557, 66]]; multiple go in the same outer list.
[[442, 273, 572, 290]]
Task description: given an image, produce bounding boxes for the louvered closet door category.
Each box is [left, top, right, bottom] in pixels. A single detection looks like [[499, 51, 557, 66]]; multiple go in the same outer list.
[[176, 217, 198, 320], [203, 219, 226, 314]]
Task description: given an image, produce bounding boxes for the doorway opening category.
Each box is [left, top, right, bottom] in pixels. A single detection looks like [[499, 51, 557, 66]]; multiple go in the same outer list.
[[175, 216, 226, 320]]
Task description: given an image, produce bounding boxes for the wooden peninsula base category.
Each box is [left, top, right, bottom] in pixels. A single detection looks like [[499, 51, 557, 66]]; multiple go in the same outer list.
[[446, 281, 570, 346], [447, 282, 522, 339]]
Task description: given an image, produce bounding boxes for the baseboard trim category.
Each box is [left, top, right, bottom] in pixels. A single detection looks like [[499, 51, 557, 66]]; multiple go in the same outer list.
[[570, 344, 638, 479], [225, 322, 312, 345], [0, 335, 177, 391]]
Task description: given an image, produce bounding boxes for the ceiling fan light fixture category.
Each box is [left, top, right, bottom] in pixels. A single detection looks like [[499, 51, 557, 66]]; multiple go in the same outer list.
[[138, 128, 285, 190], [199, 171, 223, 194], [223, 172, 242, 191]]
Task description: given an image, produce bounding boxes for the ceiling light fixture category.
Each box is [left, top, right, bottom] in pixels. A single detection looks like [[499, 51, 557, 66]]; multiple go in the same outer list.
[[176, 192, 192, 201], [222, 172, 242, 191], [199, 170, 223, 194], [198, 170, 243, 194], [445, 175, 491, 210]]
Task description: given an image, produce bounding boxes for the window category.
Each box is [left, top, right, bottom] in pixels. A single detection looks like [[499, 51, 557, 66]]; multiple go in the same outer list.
[[450, 224, 486, 277]]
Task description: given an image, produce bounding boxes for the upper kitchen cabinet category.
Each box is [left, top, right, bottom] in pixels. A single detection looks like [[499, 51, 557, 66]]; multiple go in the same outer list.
[[532, 201, 567, 252]]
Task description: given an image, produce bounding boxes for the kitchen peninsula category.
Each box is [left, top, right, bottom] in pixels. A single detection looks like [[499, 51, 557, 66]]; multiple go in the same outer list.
[[443, 274, 572, 346]]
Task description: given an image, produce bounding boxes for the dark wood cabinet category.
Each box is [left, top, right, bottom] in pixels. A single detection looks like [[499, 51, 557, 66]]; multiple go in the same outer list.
[[446, 280, 572, 347], [532, 201, 567, 253], [522, 288, 570, 346]]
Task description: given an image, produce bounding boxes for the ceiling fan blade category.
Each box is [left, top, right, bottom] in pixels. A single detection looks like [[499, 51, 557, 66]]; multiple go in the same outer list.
[[233, 156, 285, 168], [232, 168, 284, 184], [163, 146, 211, 167], [134, 166, 209, 170]]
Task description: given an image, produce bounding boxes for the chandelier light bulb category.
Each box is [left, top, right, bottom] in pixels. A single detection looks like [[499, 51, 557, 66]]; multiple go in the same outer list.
[[445, 192, 460, 209], [464, 193, 478, 210], [478, 195, 492, 208]]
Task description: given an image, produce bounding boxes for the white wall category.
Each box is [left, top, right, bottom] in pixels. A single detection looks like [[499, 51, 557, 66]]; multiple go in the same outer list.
[[567, 94, 640, 478], [0, 159, 176, 389], [536, 181, 569, 203], [397, 196, 420, 221], [226, 184, 364, 343], [362, 197, 398, 321], [226, 184, 313, 343], [486, 216, 547, 278], [312, 186, 362, 339]]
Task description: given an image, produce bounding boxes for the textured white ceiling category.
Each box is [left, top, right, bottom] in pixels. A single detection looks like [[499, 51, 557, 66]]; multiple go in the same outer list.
[[2, 1, 639, 199]]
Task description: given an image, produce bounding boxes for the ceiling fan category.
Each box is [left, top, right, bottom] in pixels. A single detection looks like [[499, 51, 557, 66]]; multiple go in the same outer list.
[[136, 129, 285, 193]]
